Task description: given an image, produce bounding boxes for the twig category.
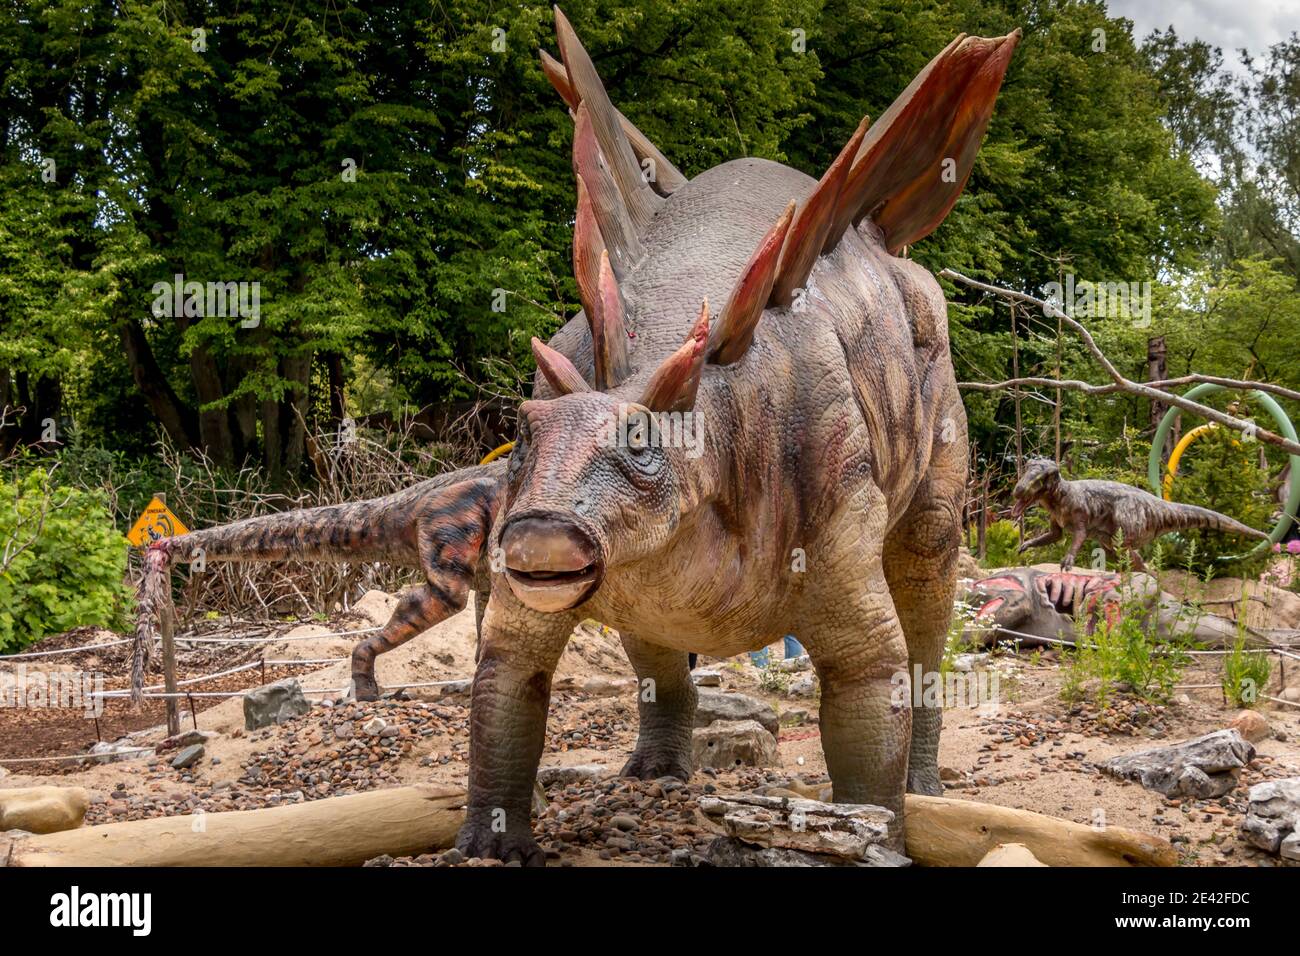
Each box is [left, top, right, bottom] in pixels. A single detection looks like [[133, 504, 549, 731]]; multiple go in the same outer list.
[[941, 270, 1300, 458]]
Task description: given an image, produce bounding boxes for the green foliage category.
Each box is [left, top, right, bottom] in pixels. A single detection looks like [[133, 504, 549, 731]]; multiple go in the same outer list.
[[977, 518, 1021, 568], [1222, 607, 1271, 708], [1059, 585, 1189, 706], [0, 469, 132, 651], [1166, 419, 1275, 578]]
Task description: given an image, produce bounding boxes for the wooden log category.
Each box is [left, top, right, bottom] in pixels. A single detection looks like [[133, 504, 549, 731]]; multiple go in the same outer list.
[[0, 787, 89, 834], [3, 785, 464, 867], [905, 794, 1177, 867], [773, 781, 1176, 867]]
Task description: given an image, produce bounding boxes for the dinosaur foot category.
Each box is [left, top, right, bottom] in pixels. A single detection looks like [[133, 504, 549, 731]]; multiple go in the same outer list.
[[351, 672, 381, 703], [907, 767, 943, 797], [619, 749, 692, 782], [454, 819, 545, 867]]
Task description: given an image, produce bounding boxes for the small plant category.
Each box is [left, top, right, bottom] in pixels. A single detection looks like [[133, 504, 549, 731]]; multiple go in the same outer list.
[[1057, 575, 1189, 707], [977, 519, 1022, 568], [1222, 599, 1271, 708]]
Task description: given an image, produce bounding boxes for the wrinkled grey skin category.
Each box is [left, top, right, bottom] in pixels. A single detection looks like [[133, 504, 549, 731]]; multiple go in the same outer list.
[[456, 159, 968, 864], [1012, 458, 1268, 572]]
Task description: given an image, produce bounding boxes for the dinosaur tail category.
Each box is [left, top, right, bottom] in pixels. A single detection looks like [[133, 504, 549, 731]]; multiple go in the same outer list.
[[1158, 501, 1269, 541], [128, 460, 506, 703]]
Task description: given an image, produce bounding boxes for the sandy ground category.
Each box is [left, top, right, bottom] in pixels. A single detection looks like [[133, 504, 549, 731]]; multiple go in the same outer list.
[[3, 577, 1299, 867]]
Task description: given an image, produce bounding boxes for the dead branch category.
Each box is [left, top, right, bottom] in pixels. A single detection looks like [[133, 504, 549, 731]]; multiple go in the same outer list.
[[941, 270, 1300, 458]]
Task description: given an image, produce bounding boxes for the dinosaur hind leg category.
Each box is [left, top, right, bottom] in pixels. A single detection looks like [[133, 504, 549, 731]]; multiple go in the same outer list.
[[351, 581, 466, 701], [617, 633, 696, 781], [351, 479, 496, 700], [883, 433, 966, 797]]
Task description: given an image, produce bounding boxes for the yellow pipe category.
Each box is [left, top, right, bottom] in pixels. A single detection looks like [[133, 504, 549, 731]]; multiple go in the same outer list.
[[479, 441, 515, 465], [1162, 423, 1216, 500]]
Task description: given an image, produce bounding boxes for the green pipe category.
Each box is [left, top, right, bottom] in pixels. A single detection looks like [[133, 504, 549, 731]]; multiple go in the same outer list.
[[1147, 383, 1299, 555]]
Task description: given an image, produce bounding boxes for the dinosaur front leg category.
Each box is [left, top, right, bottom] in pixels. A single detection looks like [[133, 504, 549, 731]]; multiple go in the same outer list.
[[1018, 522, 1062, 553], [456, 595, 572, 865], [617, 633, 697, 781], [1059, 526, 1089, 572], [806, 588, 911, 851]]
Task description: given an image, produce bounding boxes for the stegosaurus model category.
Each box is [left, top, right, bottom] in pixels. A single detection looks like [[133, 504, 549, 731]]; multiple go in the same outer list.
[[136, 461, 505, 702], [1010, 457, 1267, 571], [451, 10, 1018, 863], [136, 8, 1021, 864]]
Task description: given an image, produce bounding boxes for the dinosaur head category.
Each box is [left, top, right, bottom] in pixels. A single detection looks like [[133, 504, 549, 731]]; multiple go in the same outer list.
[[497, 317, 710, 613], [1010, 457, 1061, 518]]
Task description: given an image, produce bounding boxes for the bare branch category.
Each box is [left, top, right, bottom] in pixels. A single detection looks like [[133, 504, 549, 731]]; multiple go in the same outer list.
[[941, 269, 1300, 458]]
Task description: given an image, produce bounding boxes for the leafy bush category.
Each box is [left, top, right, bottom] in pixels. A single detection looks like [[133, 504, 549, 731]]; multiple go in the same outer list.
[[978, 519, 1022, 568], [1167, 422, 1275, 578], [0, 469, 132, 652], [1222, 609, 1271, 708]]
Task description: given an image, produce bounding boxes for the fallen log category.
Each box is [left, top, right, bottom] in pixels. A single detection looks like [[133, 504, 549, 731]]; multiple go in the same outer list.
[[0, 786, 89, 835], [3, 784, 464, 867], [770, 780, 1176, 867], [905, 794, 1177, 867]]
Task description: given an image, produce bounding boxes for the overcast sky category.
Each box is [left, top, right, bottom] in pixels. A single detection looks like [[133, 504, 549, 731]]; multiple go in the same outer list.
[[1106, 0, 1299, 65]]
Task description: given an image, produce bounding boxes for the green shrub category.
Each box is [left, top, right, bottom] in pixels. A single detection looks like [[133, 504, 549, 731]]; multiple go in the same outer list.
[[1168, 422, 1275, 578], [1222, 607, 1271, 708], [0, 469, 132, 652], [978, 519, 1022, 568]]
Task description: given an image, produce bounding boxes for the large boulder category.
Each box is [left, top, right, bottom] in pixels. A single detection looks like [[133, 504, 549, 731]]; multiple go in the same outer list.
[[243, 678, 310, 731], [1241, 778, 1300, 860], [1099, 730, 1255, 799], [0, 786, 89, 834], [692, 720, 778, 770], [695, 689, 779, 736]]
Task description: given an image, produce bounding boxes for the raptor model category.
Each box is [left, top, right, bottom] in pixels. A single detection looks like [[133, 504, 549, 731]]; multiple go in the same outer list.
[[1010, 457, 1267, 572]]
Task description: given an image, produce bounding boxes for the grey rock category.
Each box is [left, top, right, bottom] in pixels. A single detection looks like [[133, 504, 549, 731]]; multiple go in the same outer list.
[[695, 689, 779, 736], [438, 679, 472, 699], [243, 679, 310, 731], [691, 720, 778, 770], [1099, 730, 1254, 798], [537, 764, 606, 788], [171, 744, 204, 770], [773, 655, 812, 673], [697, 836, 908, 867], [1241, 777, 1300, 856], [362, 717, 387, 737], [690, 669, 722, 687], [786, 674, 817, 698]]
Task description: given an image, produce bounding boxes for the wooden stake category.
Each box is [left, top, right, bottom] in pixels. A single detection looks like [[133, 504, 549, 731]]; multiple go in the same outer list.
[[156, 491, 180, 737]]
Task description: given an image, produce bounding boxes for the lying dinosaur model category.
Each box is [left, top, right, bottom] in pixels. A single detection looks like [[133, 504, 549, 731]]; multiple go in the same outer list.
[[135, 461, 505, 702], [962, 566, 1253, 648], [1010, 457, 1267, 572], [447, 10, 1018, 863]]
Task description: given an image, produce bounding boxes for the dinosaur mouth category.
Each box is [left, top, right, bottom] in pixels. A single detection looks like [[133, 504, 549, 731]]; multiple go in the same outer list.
[[1009, 498, 1028, 519], [500, 515, 605, 613]]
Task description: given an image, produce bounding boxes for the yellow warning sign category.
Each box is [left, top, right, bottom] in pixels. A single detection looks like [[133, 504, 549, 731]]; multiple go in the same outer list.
[[127, 497, 189, 546]]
